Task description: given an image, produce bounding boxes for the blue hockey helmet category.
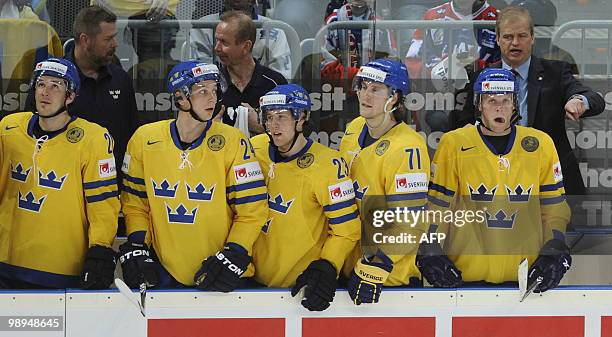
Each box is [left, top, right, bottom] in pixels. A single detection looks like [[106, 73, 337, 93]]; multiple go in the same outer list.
[[474, 68, 520, 126], [167, 60, 223, 95], [473, 68, 518, 102], [354, 58, 410, 96], [32, 58, 80, 94], [259, 84, 312, 121]]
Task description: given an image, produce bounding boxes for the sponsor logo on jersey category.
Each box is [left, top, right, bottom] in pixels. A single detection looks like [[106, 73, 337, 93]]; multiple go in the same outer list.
[[328, 179, 355, 203], [553, 162, 563, 182], [395, 173, 428, 193], [122, 154, 131, 173], [98, 158, 116, 178], [233, 162, 264, 184]]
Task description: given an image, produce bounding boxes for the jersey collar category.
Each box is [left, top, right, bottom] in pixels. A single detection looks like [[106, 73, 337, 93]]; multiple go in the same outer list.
[[27, 114, 77, 139], [169, 119, 212, 150], [477, 124, 517, 156], [269, 137, 313, 163]]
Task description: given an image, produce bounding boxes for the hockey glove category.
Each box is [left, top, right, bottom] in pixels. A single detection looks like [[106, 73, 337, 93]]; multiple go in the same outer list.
[[347, 253, 393, 305], [291, 259, 338, 311], [528, 239, 572, 293], [118, 241, 159, 288], [416, 242, 462, 288], [80, 245, 117, 290], [194, 243, 251, 292]]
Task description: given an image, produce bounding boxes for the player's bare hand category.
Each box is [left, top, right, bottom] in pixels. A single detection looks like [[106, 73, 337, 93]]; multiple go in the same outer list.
[[241, 102, 264, 134], [564, 97, 586, 121]]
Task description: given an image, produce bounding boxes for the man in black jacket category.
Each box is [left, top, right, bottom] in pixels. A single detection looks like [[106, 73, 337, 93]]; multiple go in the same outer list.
[[450, 6, 605, 196]]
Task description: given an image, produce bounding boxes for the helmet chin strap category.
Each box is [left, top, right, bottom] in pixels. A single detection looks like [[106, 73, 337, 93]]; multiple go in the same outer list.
[[365, 96, 396, 130], [36, 93, 70, 119], [477, 112, 520, 134], [175, 95, 222, 124]]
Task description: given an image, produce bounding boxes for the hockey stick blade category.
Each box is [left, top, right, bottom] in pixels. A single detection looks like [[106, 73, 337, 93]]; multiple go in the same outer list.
[[115, 278, 146, 317], [520, 276, 542, 302]]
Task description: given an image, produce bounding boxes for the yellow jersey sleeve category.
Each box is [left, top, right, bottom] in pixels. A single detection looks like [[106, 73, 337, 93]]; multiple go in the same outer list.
[[120, 128, 150, 238], [427, 132, 459, 237], [316, 154, 361, 273], [538, 133, 571, 240], [82, 127, 120, 248], [225, 134, 269, 253]]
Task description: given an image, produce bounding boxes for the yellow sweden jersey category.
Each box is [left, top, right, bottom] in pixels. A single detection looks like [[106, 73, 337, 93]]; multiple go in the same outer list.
[[339, 117, 430, 286], [250, 135, 360, 287], [0, 112, 120, 288], [121, 120, 268, 285], [428, 125, 571, 283]]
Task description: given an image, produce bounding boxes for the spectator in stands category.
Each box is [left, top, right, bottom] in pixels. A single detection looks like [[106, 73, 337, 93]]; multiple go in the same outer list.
[[214, 10, 287, 134], [321, 0, 399, 89], [450, 6, 605, 196], [64, 6, 138, 185], [190, 0, 292, 80], [405, 0, 500, 132], [391, 0, 446, 58], [0, 0, 39, 18]]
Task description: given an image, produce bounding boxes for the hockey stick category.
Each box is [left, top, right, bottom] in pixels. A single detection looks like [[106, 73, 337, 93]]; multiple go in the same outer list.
[[518, 258, 542, 302], [115, 278, 146, 317]]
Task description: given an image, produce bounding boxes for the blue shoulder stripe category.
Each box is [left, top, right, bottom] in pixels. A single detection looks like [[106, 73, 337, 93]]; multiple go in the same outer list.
[[86, 190, 118, 203], [229, 193, 268, 205], [329, 211, 358, 225], [124, 174, 145, 185], [428, 195, 450, 208], [123, 185, 147, 198], [429, 183, 455, 197], [323, 199, 356, 212], [83, 178, 117, 190], [226, 180, 266, 193], [386, 192, 427, 202], [540, 181, 564, 192], [540, 195, 566, 205]]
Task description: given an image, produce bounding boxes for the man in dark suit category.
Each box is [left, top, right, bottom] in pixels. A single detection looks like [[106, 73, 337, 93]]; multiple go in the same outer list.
[[450, 6, 605, 196]]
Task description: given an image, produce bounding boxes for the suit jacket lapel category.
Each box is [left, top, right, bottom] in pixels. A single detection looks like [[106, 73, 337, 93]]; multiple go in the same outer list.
[[527, 56, 543, 126]]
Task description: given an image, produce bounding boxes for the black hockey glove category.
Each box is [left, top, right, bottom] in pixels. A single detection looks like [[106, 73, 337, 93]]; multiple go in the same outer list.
[[416, 242, 462, 288], [347, 252, 393, 305], [118, 241, 159, 288], [291, 259, 338, 311], [194, 243, 251, 292], [528, 239, 572, 293], [80, 245, 117, 290]]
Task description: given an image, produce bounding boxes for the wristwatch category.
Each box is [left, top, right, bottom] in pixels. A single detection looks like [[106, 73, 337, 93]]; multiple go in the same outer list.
[[569, 94, 585, 103]]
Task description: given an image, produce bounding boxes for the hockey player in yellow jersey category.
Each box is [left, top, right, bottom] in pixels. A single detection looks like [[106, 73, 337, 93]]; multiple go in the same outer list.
[[119, 60, 268, 291], [419, 68, 571, 292], [339, 59, 430, 304], [250, 84, 360, 311], [0, 58, 120, 289]]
